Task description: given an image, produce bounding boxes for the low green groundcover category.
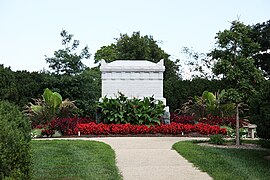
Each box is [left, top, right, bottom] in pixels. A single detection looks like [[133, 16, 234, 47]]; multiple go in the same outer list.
[[31, 140, 121, 180], [173, 141, 270, 179]]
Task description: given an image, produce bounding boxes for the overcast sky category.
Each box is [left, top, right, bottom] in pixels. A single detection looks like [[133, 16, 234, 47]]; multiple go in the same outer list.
[[0, 0, 269, 72]]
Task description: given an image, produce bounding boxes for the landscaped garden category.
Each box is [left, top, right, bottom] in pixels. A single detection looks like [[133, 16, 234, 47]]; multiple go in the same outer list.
[[2, 79, 270, 180], [1, 20, 270, 179], [29, 89, 229, 137]]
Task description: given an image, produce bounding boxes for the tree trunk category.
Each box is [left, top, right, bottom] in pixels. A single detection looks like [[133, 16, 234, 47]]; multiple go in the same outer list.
[[235, 103, 240, 146]]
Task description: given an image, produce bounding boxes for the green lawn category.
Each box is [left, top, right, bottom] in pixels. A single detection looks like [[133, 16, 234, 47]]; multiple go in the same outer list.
[[173, 141, 270, 180], [31, 140, 122, 180]]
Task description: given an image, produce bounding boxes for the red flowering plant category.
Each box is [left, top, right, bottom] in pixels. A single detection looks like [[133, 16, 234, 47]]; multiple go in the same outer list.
[[76, 122, 110, 135], [48, 116, 93, 135], [171, 113, 248, 128], [37, 114, 231, 137], [197, 114, 248, 128], [74, 122, 227, 136], [170, 113, 196, 124], [41, 129, 55, 137]]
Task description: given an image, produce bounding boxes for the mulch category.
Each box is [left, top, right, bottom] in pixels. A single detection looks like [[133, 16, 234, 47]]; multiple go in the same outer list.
[[198, 142, 270, 151]]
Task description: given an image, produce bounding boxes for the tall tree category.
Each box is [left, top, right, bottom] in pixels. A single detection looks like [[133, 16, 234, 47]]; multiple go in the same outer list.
[[251, 20, 270, 78], [209, 20, 264, 145], [45, 30, 90, 75], [94, 31, 180, 80]]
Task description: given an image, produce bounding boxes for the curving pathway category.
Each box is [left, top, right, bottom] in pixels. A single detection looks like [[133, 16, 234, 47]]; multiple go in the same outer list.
[[95, 137, 212, 180], [42, 137, 212, 180]]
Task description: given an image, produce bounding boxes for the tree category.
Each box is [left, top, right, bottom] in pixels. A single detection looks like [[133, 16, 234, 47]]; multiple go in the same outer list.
[[13, 70, 45, 107], [0, 65, 18, 102], [250, 20, 270, 78], [0, 64, 47, 108], [45, 30, 90, 75], [250, 81, 270, 140], [209, 20, 264, 145], [94, 31, 180, 80]]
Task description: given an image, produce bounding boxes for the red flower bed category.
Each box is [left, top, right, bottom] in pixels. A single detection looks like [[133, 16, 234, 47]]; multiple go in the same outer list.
[[49, 116, 94, 135], [74, 122, 227, 136], [171, 113, 248, 128], [197, 114, 248, 128], [39, 116, 229, 136], [170, 113, 196, 124]]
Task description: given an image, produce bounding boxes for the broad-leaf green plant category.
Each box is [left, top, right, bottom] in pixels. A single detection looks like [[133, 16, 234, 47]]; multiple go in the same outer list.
[[97, 92, 165, 125], [43, 88, 62, 115], [25, 88, 78, 126], [179, 90, 235, 118]]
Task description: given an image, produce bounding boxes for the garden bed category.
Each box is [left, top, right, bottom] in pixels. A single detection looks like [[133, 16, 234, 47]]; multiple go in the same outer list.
[[198, 142, 269, 151], [32, 115, 251, 139], [39, 121, 227, 137]]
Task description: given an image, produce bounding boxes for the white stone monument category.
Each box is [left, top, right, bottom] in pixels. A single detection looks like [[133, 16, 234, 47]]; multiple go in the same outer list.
[[100, 59, 166, 105]]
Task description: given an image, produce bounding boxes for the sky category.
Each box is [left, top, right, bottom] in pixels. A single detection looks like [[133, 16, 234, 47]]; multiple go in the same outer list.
[[0, 0, 269, 73]]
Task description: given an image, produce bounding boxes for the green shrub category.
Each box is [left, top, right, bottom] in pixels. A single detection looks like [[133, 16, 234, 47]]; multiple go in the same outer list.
[[221, 126, 247, 139], [97, 93, 165, 125], [221, 126, 234, 137], [250, 81, 270, 140], [0, 101, 32, 179], [209, 134, 225, 145]]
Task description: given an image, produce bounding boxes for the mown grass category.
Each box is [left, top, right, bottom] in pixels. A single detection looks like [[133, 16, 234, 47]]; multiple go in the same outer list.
[[173, 141, 270, 180], [31, 140, 121, 180]]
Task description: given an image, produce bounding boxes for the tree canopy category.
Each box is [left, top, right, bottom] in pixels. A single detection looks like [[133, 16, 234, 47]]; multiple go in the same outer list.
[[210, 20, 264, 100], [94, 31, 180, 80], [45, 30, 91, 75], [250, 81, 270, 140], [209, 20, 264, 145], [251, 20, 270, 78]]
